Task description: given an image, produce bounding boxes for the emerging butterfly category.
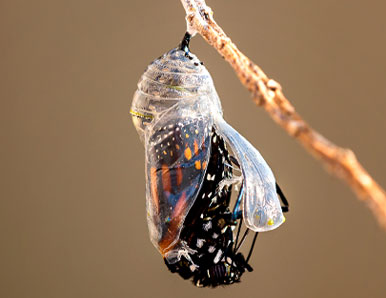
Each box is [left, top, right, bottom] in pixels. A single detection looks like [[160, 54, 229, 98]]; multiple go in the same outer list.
[[130, 33, 289, 287]]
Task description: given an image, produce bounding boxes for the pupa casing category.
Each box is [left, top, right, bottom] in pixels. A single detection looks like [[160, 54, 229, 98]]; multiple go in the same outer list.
[[131, 48, 285, 263]]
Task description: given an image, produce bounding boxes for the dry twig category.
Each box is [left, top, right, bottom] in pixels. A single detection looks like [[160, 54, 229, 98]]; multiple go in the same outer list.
[[180, 0, 386, 229]]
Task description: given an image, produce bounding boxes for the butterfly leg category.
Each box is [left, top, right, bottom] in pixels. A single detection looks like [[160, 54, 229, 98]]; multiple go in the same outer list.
[[231, 178, 255, 268], [239, 184, 288, 266], [276, 183, 289, 213]]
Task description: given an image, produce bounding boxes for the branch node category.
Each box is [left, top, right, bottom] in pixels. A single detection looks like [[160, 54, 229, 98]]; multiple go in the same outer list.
[[267, 79, 282, 91]]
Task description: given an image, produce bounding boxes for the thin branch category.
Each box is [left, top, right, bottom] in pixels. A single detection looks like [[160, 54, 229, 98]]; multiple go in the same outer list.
[[180, 0, 386, 229]]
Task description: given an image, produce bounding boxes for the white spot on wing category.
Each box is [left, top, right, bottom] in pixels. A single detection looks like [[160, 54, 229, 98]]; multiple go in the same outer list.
[[208, 246, 216, 253], [196, 239, 205, 248], [214, 250, 222, 264], [203, 221, 212, 231]]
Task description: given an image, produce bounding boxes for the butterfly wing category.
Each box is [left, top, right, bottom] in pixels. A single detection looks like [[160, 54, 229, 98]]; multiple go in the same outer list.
[[215, 117, 285, 232], [144, 111, 212, 256]]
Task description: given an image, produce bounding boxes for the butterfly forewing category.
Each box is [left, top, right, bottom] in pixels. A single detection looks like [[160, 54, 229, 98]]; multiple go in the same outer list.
[[145, 114, 211, 255]]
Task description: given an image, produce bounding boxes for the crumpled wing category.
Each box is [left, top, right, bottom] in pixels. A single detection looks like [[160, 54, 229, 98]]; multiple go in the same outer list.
[[214, 117, 285, 232], [144, 111, 212, 256]]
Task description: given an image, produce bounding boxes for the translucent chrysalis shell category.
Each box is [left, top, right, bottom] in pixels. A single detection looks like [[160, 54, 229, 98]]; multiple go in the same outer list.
[[131, 48, 285, 263]]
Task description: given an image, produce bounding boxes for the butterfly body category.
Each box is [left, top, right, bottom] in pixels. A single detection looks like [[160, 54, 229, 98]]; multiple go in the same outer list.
[[164, 130, 254, 287]]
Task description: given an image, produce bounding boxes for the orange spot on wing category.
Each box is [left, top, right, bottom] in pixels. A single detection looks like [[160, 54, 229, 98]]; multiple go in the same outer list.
[[150, 167, 159, 212], [195, 160, 201, 170], [161, 164, 171, 193], [194, 139, 199, 156], [173, 191, 187, 219], [184, 147, 192, 160], [158, 191, 187, 256], [202, 161, 207, 169], [176, 166, 183, 186]]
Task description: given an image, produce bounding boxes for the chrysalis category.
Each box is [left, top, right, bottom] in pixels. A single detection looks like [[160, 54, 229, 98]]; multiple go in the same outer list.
[[130, 33, 289, 287]]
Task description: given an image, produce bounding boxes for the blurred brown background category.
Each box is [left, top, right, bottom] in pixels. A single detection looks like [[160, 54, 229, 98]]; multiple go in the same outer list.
[[1, 1, 386, 297]]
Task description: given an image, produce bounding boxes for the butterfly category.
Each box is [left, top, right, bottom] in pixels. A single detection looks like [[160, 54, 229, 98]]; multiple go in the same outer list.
[[130, 33, 289, 287]]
